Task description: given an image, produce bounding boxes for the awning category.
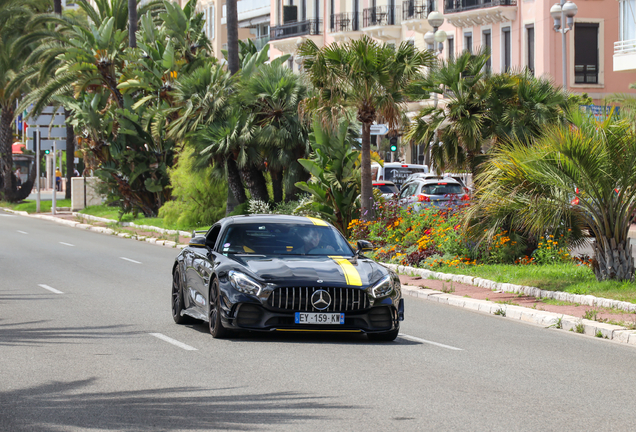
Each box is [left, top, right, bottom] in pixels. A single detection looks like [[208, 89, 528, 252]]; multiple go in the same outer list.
[[12, 142, 25, 154]]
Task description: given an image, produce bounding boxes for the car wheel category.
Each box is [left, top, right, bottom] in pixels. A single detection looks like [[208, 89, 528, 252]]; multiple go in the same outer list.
[[367, 327, 399, 342], [171, 268, 190, 324], [208, 279, 231, 339]]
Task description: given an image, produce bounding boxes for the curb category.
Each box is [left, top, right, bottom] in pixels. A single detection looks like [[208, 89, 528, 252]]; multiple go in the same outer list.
[[399, 285, 636, 345], [384, 263, 636, 314], [2, 207, 187, 250], [383, 263, 636, 346]]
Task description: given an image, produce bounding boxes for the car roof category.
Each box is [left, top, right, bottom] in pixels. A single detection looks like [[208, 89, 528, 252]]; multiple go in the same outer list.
[[223, 214, 331, 226], [401, 177, 462, 190]]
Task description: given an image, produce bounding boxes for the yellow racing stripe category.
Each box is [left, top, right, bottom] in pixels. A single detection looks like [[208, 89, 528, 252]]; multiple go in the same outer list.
[[330, 256, 362, 286], [307, 216, 328, 226]]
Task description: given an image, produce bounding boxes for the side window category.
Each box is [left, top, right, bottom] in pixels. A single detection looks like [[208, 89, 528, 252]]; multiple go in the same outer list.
[[206, 225, 221, 249]]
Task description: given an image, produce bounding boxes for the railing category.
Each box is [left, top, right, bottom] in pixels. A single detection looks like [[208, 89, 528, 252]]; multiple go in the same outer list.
[[330, 12, 362, 32], [615, 39, 636, 55], [363, 5, 401, 27], [252, 34, 270, 50], [270, 19, 322, 40], [444, 0, 516, 14], [402, 1, 428, 21]]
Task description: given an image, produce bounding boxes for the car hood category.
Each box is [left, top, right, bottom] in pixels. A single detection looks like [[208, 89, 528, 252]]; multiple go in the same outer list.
[[230, 255, 387, 287]]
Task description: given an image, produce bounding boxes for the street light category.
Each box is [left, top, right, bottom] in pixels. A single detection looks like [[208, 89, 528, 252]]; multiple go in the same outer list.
[[425, 10, 447, 171], [551, 0, 578, 88]]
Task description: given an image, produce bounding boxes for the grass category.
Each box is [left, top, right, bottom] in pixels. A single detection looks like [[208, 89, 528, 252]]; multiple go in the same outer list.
[[79, 204, 210, 232], [432, 263, 636, 304], [1, 199, 72, 213]]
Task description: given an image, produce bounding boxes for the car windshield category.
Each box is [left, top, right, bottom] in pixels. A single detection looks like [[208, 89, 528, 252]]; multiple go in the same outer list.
[[220, 223, 354, 256], [421, 183, 464, 195]]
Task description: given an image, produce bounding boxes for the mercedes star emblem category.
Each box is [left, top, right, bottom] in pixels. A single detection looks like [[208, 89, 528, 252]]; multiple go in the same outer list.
[[311, 289, 331, 311]]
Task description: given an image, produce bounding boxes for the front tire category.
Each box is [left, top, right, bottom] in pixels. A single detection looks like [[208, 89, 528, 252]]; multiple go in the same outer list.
[[367, 327, 399, 342], [209, 279, 231, 338], [171, 268, 190, 324]]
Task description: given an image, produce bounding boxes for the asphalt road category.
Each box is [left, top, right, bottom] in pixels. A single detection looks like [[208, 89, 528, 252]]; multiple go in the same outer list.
[[2, 209, 636, 431]]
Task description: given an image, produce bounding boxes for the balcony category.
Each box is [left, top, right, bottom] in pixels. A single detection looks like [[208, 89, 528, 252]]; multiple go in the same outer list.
[[401, 1, 432, 34], [444, 0, 517, 28], [329, 12, 363, 42], [614, 39, 636, 72], [362, 5, 402, 41], [269, 19, 323, 53]]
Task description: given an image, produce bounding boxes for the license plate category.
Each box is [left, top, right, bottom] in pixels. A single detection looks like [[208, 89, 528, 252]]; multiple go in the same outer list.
[[295, 312, 344, 325]]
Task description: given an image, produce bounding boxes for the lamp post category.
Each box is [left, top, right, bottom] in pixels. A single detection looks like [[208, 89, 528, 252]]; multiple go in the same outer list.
[[424, 11, 446, 172], [550, 0, 578, 88]]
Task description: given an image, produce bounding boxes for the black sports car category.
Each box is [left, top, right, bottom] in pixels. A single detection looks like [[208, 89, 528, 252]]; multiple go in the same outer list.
[[171, 214, 404, 340]]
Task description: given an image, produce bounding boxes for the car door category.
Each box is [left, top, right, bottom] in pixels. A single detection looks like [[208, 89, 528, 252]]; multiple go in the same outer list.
[[399, 182, 419, 209], [189, 225, 222, 318]]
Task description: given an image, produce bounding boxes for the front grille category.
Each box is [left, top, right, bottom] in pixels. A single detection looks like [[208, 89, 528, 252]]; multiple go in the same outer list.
[[267, 287, 370, 312]]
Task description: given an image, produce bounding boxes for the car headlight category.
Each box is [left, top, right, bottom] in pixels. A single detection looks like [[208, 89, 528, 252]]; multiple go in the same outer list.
[[369, 274, 394, 299], [228, 271, 262, 296]]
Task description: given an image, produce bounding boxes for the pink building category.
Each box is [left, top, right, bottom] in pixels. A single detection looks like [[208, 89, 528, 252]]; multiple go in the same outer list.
[[267, 0, 636, 102]]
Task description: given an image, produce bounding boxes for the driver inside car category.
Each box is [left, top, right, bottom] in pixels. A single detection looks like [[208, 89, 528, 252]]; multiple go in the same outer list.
[[298, 227, 334, 255]]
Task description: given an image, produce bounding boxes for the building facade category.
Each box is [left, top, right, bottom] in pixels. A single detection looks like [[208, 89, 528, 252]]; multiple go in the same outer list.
[[614, 0, 636, 73], [266, 0, 636, 99]]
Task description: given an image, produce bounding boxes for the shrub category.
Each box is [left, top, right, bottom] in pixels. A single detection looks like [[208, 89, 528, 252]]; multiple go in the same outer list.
[[158, 147, 227, 229]]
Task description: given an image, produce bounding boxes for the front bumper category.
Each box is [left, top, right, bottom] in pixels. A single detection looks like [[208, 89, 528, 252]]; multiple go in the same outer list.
[[224, 302, 400, 333]]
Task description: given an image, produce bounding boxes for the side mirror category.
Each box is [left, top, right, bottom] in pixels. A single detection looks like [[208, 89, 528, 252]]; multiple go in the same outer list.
[[356, 240, 373, 255], [189, 236, 207, 248]]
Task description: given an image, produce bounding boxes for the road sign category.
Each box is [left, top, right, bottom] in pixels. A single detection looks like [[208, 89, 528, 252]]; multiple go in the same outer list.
[[370, 124, 389, 135], [25, 106, 67, 152]]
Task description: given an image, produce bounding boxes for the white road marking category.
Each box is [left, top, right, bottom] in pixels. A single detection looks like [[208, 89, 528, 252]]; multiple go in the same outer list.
[[120, 257, 142, 264], [0, 214, 16, 217], [59, 242, 75, 247], [38, 284, 64, 294], [17, 230, 28, 234], [149, 333, 197, 351], [399, 333, 464, 351]]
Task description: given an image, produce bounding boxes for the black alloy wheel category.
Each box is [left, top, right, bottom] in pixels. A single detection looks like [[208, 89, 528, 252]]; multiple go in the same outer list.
[[367, 327, 399, 342], [172, 268, 190, 324], [208, 279, 231, 338]]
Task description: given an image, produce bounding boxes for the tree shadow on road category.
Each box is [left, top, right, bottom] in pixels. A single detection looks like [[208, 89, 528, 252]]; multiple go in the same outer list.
[[0, 321, 141, 347], [0, 378, 358, 431]]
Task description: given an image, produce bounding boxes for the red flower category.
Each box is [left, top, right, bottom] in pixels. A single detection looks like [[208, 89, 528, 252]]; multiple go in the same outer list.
[[453, 224, 461, 230]]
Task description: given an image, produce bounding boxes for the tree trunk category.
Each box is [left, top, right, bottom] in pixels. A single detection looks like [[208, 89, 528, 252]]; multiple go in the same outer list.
[[226, 157, 246, 212], [271, 168, 283, 204], [65, 109, 74, 200], [226, 0, 239, 74], [593, 235, 635, 281], [240, 164, 269, 203], [128, 0, 137, 48], [360, 122, 374, 221], [0, 105, 16, 201], [284, 160, 308, 202]]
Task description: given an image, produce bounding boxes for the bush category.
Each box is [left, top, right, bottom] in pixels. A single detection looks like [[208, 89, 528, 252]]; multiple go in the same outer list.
[[158, 147, 227, 229]]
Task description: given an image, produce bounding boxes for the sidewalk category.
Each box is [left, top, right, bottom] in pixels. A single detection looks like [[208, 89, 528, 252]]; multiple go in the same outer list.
[[4, 206, 636, 347]]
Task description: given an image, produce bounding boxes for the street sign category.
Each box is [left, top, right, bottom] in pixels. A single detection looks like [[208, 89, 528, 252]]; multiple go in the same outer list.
[[370, 124, 389, 135], [25, 106, 67, 152]]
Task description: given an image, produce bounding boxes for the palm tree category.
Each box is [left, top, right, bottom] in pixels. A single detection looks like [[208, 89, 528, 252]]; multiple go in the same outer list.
[[0, 0, 48, 201], [466, 111, 636, 281], [404, 50, 490, 176], [299, 36, 433, 221], [240, 62, 309, 203]]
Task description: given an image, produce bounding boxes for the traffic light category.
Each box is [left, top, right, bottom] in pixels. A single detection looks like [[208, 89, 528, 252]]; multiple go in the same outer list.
[[44, 149, 50, 154], [389, 136, 398, 152]]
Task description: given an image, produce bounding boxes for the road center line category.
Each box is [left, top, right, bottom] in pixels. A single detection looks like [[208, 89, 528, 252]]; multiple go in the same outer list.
[[17, 230, 28, 234], [38, 284, 64, 294], [149, 333, 197, 351], [120, 257, 142, 264], [398, 333, 464, 351], [59, 242, 75, 247]]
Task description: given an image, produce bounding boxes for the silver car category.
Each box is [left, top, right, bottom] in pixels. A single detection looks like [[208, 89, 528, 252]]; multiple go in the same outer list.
[[398, 177, 470, 211]]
